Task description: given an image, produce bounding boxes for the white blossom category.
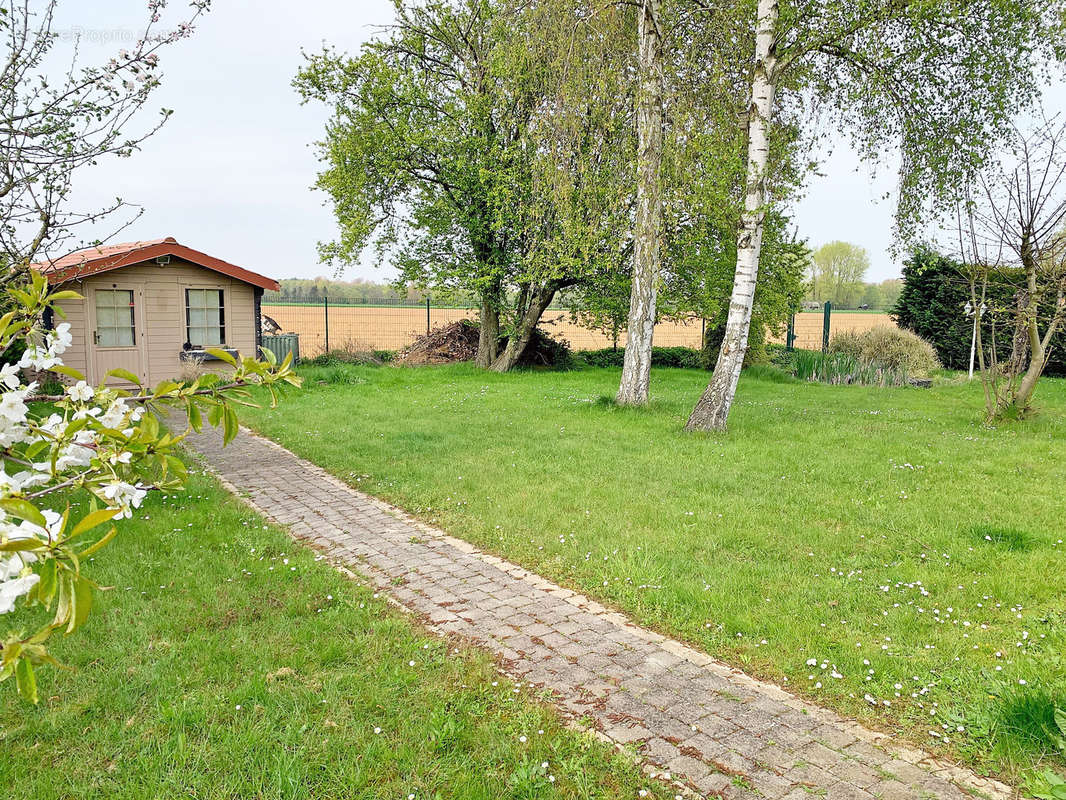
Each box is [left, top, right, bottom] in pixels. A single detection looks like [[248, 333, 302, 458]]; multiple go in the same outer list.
[[0, 573, 40, 614], [0, 363, 20, 390], [0, 390, 29, 423], [67, 380, 94, 403]]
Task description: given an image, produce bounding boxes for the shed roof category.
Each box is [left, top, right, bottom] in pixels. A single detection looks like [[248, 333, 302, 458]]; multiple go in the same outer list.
[[32, 237, 280, 292]]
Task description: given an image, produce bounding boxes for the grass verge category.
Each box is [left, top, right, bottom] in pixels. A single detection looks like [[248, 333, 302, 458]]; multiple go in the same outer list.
[[0, 465, 675, 800], [241, 363, 1066, 782]]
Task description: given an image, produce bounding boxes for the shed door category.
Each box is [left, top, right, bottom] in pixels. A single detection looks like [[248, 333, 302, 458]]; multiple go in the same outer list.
[[88, 286, 147, 386]]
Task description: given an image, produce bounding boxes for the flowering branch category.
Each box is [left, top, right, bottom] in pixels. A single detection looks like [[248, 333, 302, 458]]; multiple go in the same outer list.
[[0, 270, 300, 701]]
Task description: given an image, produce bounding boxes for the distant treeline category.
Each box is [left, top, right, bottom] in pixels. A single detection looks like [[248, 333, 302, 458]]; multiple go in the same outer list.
[[264, 278, 445, 305], [803, 279, 903, 310]]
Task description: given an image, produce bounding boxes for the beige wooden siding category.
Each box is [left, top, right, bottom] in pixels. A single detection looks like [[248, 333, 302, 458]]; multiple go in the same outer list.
[[53, 293, 90, 380], [54, 258, 259, 386]]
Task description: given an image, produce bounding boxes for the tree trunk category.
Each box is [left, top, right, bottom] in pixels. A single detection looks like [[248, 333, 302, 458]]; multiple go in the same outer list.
[[616, 0, 663, 406], [489, 285, 557, 372], [1007, 288, 1031, 376], [476, 288, 500, 368], [1009, 277, 1061, 412], [685, 0, 778, 432]]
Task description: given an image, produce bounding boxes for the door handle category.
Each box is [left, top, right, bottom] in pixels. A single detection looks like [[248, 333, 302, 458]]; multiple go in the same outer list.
[[93, 330, 99, 345]]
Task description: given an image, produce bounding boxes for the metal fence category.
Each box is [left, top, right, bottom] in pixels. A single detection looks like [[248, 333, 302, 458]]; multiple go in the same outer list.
[[261, 297, 895, 359]]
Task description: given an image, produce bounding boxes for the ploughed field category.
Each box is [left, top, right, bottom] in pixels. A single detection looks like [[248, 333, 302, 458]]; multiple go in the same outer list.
[[262, 304, 894, 356], [241, 363, 1066, 784]]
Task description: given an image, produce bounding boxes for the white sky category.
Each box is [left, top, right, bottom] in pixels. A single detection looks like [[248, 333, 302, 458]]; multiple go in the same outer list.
[[53, 1, 1066, 284]]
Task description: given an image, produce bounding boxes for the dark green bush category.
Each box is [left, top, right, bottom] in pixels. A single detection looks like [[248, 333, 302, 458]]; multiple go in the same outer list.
[[517, 330, 575, 370], [766, 343, 796, 371], [701, 322, 768, 370], [578, 346, 701, 369]]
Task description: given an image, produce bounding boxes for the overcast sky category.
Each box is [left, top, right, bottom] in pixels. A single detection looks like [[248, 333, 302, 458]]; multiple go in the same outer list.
[[53, 1, 1066, 284]]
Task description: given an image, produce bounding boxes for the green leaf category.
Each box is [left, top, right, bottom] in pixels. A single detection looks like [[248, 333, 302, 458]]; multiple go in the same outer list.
[[50, 364, 85, 381], [53, 572, 73, 628], [77, 526, 117, 559], [206, 347, 237, 367], [69, 575, 93, 633], [46, 289, 83, 302], [15, 658, 37, 704], [222, 405, 239, 445], [107, 367, 142, 386], [140, 411, 160, 439], [207, 402, 223, 428], [186, 400, 202, 431], [0, 538, 45, 553], [0, 498, 48, 529], [1055, 707, 1066, 738], [24, 439, 49, 460], [70, 508, 121, 539], [36, 558, 57, 607], [153, 380, 180, 397]]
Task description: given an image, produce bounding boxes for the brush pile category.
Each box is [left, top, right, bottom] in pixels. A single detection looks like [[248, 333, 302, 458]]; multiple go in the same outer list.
[[396, 319, 572, 368]]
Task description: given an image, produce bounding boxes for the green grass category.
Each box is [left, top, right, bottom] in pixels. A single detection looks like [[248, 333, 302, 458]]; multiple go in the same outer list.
[[241, 363, 1066, 782], [0, 467, 676, 800]]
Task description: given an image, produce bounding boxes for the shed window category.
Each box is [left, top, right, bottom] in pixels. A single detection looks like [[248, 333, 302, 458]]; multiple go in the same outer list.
[[185, 289, 225, 347], [95, 290, 136, 347]]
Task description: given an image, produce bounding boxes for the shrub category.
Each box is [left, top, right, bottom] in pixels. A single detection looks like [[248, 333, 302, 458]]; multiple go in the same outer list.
[[861, 325, 940, 375], [701, 322, 768, 370], [829, 326, 940, 377], [578, 346, 701, 369], [826, 329, 865, 360], [517, 329, 575, 370], [308, 346, 385, 367]]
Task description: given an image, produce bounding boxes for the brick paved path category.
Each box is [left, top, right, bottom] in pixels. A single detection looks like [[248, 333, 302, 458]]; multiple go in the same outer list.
[[186, 424, 1012, 800]]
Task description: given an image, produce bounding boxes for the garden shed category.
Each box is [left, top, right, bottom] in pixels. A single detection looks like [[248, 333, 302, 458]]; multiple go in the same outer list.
[[35, 237, 280, 386]]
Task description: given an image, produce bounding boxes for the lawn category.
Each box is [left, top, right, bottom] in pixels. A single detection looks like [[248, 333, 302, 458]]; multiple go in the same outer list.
[[241, 362, 1066, 783], [0, 466, 676, 800]]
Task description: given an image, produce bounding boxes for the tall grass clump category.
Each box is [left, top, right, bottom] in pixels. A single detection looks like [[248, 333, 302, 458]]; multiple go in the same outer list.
[[792, 350, 911, 386]]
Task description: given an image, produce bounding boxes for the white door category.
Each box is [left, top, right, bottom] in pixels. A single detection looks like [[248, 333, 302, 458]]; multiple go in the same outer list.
[[88, 286, 147, 386]]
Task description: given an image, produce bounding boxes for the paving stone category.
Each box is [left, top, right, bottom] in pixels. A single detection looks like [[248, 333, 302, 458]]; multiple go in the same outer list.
[[184, 423, 1015, 800]]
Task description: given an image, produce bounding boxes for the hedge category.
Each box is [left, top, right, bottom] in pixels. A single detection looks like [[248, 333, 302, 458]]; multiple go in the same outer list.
[[892, 245, 1066, 378]]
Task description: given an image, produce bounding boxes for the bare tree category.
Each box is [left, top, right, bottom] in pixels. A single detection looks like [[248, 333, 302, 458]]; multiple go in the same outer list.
[[1, 0, 209, 281], [957, 120, 1066, 419]]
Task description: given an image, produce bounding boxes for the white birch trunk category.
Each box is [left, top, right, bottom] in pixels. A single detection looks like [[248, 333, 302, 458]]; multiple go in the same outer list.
[[616, 0, 662, 406], [686, 0, 778, 431]]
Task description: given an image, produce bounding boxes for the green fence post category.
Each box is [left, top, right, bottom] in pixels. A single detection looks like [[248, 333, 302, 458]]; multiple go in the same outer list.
[[786, 314, 796, 351], [822, 301, 832, 353], [426, 295, 431, 336], [324, 296, 329, 353]]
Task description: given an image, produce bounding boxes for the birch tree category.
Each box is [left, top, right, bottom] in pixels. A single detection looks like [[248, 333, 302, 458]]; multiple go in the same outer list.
[[686, 0, 1062, 431], [616, 0, 662, 405]]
